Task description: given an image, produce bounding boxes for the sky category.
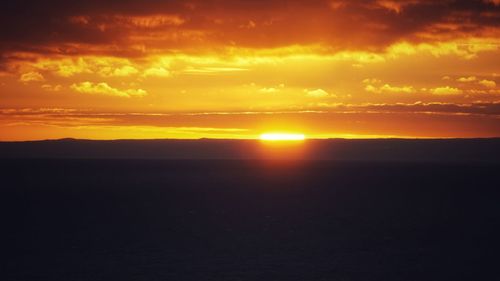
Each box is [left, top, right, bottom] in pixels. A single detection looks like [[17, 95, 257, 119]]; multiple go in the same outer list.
[[1, 0, 499, 140]]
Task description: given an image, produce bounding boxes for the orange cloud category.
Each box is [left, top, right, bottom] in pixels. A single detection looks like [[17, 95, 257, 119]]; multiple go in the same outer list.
[[363, 79, 416, 94], [1, 0, 499, 68], [375, 0, 420, 13], [19, 71, 45, 83], [457, 76, 477, 82], [305, 89, 331, 98], [143, 67, 170, 77], [70, 82, 147, 98], [123, 15, 186, 28], [430, 86, 463, 95], [479, 79, 497, 88], [41, 84, 63, 92]]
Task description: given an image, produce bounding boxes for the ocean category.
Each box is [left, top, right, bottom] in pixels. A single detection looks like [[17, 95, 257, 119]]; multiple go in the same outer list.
[[2, 156, 499, 280]]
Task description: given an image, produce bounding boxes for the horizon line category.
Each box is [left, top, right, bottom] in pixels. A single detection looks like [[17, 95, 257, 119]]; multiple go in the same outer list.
[[2, 137, 500, 143]]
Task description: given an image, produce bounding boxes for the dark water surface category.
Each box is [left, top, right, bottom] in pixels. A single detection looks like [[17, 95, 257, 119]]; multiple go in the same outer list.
[[1, 159, 499, 280]]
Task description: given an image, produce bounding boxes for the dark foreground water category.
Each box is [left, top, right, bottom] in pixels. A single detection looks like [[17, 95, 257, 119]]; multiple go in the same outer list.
[[1, 159, 499, 281]]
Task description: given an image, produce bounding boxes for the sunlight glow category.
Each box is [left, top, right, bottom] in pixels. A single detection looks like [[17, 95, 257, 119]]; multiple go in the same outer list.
[[260, 133, 306, 141]]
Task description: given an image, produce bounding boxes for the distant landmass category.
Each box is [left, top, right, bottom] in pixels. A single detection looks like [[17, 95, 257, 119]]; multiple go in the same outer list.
[[1, 138, 499, 162]]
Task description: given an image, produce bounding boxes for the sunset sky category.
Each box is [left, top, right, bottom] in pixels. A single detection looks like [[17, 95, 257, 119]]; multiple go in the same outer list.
[[1, 0, 499, 140]]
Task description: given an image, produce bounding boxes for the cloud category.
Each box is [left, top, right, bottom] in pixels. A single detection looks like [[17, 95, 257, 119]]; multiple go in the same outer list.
[[430, 86, 463, 95], [259, 87, 280, 94], [457, 76, 477, 82], [3, 102, 499, 123], [301, 101, 500, 116], [468, 89, 489, 94], [259, 84, 284, 94], [479, 79, 497, 88], [375, 0, 420, 13], [120, 15, 186, 28], [19, 71, 45, 83], [239, 20, 257, 29], [0, 0, 499, 70], [305, 89, 331, 98], [99, 65, 139, 77], [183, 66, 248, 74], [41, 84, 62, 91], [363, 79, 416, 94], [143, 67, 170, 77], [484, 0, 500, 6], [31, 57, 140, 78], [70, 82, 147, 98], [362, 78, 382, 84], [355, 101, 500, 116], [33, 58, 91, 77], [456, 76, 496, 89]]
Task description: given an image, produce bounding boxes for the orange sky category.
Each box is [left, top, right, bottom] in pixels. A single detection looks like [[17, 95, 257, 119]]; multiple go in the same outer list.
[[1, 0, 499, 140]]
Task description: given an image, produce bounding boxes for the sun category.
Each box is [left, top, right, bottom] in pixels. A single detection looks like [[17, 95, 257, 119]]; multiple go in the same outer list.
[[259, 133, 306, 141]]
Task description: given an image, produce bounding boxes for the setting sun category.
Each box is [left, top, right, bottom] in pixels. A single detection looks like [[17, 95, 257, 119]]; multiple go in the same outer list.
[[260, 133, 306, 141]]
